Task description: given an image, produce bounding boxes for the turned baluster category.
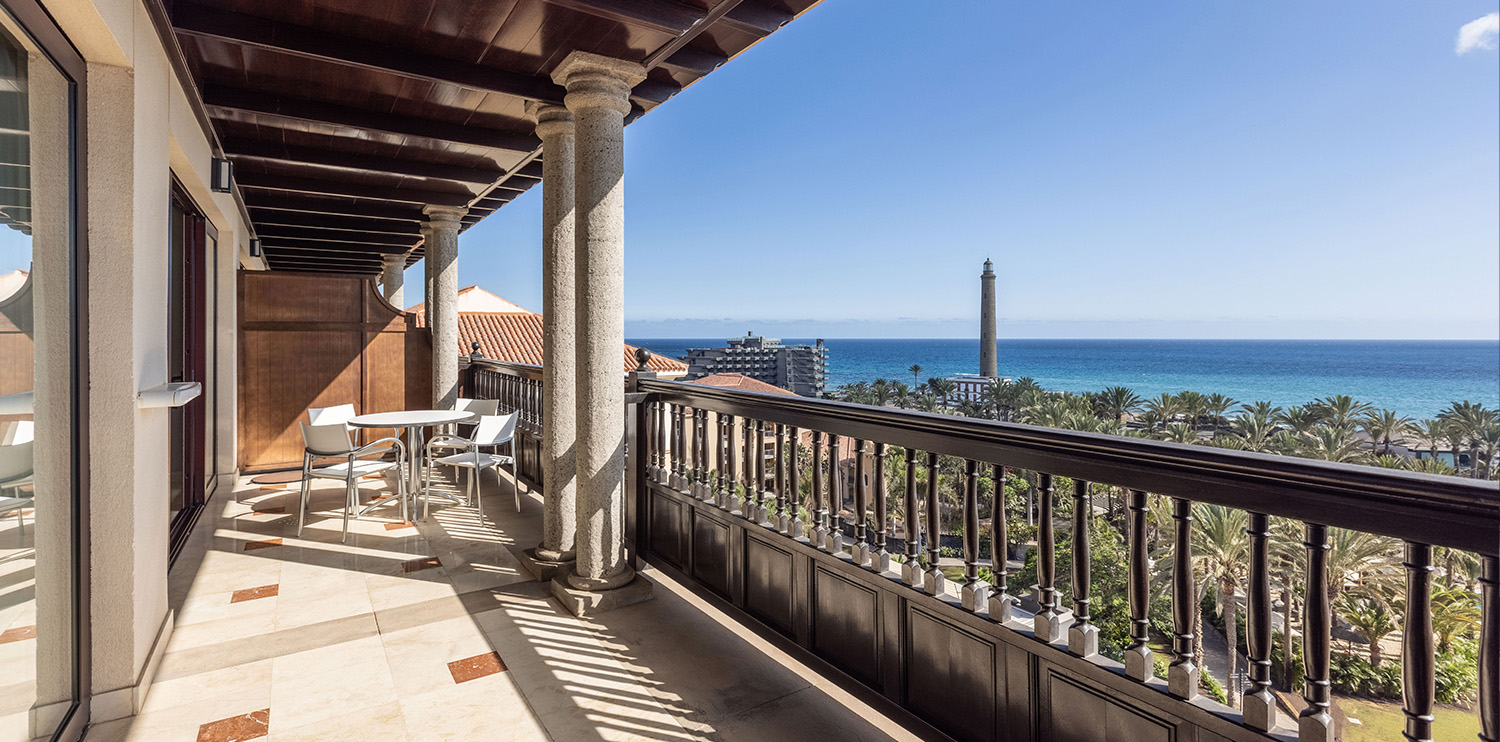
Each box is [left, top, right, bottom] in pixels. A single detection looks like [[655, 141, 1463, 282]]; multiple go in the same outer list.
[[775, 423, 788, 532], [873, 443, 889, 572], [1124, 490, 1151, 680], [689, 409, 701, 498], [811, 430, 827, 550], [1244, 512, 1275, 729], [902, 448, 923, 589], [1068, 478, 1096, 657], [720, 413, 735, 509], [853, 439, 870, 565], [1034, 473, 1061, 640], [1480, 556, 1498, 742], [1299, 523, 1333, 741], [1168, 497, 1198, 698], [672, 404, 686, 490], [960, 460, 988, 613], [648, 402, 661, 482], [924, 452, 943, 595], [756, 421, 769, 523], [741, 417, 755, 515], [989, 464, 1012, 621], [1401, 542, 1435, 742], [788, 427, 803, 538], [827, 436, 843, 551]]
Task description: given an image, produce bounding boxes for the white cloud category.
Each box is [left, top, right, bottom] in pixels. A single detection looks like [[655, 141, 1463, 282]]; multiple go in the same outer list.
[[1456, 12, 1499, 54]]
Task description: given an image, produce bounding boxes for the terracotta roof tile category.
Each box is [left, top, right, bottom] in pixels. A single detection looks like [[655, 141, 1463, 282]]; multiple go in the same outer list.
[[690, 373, 799, 397], [457, 312, 686, 375]]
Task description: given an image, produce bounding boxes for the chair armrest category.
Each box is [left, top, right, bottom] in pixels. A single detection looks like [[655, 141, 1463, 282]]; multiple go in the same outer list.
[[426, 433, 474, 453], [353, 437, 405, 459]]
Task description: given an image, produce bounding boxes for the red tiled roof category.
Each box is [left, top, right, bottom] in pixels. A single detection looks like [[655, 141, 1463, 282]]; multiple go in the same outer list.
[[457, 312, 686, 375], [690, 373, 799, 397]]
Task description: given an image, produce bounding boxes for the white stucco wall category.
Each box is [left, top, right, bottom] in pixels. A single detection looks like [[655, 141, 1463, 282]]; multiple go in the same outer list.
[[45, 0, 249, 721]]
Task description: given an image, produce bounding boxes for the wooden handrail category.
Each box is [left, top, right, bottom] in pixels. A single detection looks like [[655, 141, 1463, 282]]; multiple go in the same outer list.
[[637, 378, 1498, 554]]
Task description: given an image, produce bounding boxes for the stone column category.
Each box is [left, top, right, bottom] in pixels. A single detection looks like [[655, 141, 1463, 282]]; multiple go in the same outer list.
[[552, 52, 647, 601], [380, 253, 406, 308], [528, 103, 578, 571], [425, 206, 465, 409], [421, 223, 435, 321]]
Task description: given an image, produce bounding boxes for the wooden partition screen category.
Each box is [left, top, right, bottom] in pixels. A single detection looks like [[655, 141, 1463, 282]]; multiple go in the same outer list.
[[238, 271, 431, 471]]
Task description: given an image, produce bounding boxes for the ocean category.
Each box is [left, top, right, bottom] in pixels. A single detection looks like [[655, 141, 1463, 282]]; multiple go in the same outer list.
[[626, 338, 1500, 421]]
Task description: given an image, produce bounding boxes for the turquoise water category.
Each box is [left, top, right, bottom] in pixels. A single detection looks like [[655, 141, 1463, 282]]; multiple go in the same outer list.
[[628, 339, 1499, 421]]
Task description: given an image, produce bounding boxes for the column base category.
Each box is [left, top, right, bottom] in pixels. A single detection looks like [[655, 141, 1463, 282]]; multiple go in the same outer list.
[[1167, 661, 1199, 700], [902, 560, 925, 590], [1241, 688, 1277, 732], [1068, 623, 1099, 657], [1297, 709, 1334, 742], [962, 580, 991, 613], [1123, 642, 1153, 682], [512, 545, 576, 583], [549, 567, 655, 617]]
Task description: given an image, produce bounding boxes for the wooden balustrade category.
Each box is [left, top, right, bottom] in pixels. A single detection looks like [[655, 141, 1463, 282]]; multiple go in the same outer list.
[[484, 371, 1497, 742]]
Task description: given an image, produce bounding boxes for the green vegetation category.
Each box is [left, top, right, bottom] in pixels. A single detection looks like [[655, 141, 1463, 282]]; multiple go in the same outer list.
[[1338, 698, 1480, 742]]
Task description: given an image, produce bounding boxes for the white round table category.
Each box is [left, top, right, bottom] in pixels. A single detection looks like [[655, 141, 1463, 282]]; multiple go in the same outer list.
[[349, 410, 475, 506]]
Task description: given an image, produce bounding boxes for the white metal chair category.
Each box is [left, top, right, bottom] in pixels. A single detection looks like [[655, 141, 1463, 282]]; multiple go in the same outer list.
[[423, 413, 518, 521], [426, 397, 501, 477], [0, 434, 33, 546], [297, 421, 407, 543]]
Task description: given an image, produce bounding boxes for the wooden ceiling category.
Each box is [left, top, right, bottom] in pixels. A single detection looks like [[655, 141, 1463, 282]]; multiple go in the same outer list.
[[163, 0, 821, 275]]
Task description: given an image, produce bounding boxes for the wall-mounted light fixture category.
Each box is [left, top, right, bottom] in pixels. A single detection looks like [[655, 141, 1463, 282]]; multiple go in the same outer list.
[[248, 238, 262, 258], [210, 158, 234, 193]]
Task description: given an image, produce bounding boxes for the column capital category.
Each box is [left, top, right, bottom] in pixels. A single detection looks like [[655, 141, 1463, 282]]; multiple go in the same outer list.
[[550, 51, 645, 116], [423, 204, 467, 232], [380, 253, 407, 268], [526, 101, 575, 139]]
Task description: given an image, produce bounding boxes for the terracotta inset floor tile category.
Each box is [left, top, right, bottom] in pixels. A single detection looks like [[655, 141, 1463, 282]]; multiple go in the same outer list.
[[196, 708, 269, 742], [447, 651, 506, 683], [384, 521, 415, 531], [243, 538, 283, 551], [0, 625, 36, 644], [258, 485, 289, 492], [402, 556, 441, 573], [230, 584, 279, 603]]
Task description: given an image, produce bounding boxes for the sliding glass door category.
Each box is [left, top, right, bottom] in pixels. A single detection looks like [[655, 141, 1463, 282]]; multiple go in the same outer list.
[[0, 2, 86, 740]]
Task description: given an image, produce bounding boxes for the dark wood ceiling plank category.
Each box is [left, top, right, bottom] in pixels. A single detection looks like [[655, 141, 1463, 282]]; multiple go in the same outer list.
[[248, 209, 423, 235], [256, 224, 420, 247], [238, 171, 473, 207], [660, 46, 726, 75], [222, 136, 503, 185], [203, 85, 539, 153], [172, 2, 566, 104], [720, 2, 793, 36], [541, 0, 700, 36], [242, 192, 426, 221], [261, 237, 407, 255]]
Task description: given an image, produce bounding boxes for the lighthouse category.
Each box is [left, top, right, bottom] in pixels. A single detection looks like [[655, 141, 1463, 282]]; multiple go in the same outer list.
[[980, 259, 997, 378]]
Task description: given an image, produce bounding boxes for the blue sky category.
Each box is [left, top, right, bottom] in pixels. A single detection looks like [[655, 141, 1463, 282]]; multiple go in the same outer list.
[[410, 1, 1500, 340]]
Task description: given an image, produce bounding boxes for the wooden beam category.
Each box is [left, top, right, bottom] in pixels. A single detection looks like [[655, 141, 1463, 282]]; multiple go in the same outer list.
[[255, 224, 420, 247], [237, 171, 473, 207], [172, 2, 565, 104], [720, 2, 793, 36], [222, 137, 502, 185], [261, 249, 385, 266], [203, 86, 539, 154], [659, 46, 727, 76], [261, 237, 409, 255], [248, 209, 422, 235], [242, 194, 425, 221]]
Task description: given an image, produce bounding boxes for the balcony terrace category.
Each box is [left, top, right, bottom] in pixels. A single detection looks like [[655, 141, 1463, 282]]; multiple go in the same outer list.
[[87, 469, 926, 741]]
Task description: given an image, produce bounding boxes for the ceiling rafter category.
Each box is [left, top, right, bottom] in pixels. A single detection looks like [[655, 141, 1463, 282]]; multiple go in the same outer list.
[[237, 172, 473, 208], [223, 137, 502, 185]]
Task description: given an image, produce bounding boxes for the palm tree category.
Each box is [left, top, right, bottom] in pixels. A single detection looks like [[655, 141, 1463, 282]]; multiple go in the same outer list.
[[891, 382, 911, 409], [1277, 406, 1322, 437], [1325, 528, 1401, 604], [1360, 409, 1414, 456], [928, 377, 958, 410], [1338, 594, 1397, 667], [1239, 400, 1283, 422], [1142, 393, 1182, 434], [1190, 504, 1248, 708], [1232, 411, 1280, 453], [1313, 395, 1371, 431], [1098, 386, 1143, 426], [909, 364, 923, 389], [872, 378, 892, 407], [1178, 390, 1208, 431], [1439, 401, 1498, 478], [1162, 423, 1198, 445], [1302, 426, 1368, 464], [1430, 584, 1481, 651], [1203, 393, 1237, 438]]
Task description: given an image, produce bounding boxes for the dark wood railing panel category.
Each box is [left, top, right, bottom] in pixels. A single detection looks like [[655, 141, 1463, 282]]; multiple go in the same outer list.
[[463, 359, 542, 487]]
